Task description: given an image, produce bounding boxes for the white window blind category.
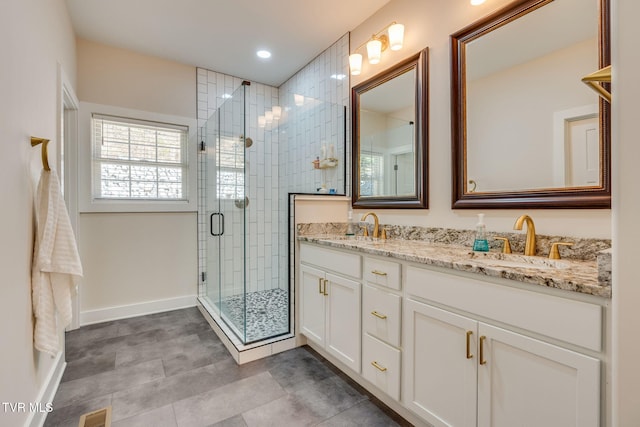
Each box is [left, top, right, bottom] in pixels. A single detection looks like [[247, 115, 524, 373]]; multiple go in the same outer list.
[[92, 114, 188, 201], [360, 151, 384, 196], [217, 136, 244, 200]]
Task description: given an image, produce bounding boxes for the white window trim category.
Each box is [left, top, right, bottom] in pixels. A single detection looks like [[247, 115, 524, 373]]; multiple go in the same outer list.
[[79, 102, 198, 213]]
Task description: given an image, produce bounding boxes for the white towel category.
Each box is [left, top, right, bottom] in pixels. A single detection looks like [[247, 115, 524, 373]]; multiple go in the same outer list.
[[32, 169, 83, 356]]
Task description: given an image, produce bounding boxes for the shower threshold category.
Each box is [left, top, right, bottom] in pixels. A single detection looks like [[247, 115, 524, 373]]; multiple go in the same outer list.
[[197, 297, 297, 364]]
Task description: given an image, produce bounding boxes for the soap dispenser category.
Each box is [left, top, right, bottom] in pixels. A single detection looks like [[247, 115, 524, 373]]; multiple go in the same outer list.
[[473, 213, 489, 252], [345, 209, 356, 236]]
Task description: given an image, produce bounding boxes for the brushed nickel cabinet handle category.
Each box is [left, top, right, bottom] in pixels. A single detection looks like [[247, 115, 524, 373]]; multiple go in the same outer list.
[[479, 335, 487, 365], [466, 331, 473, 359], [323, 279, 329, 296], [371, 361, 387, 372], [318, 278, 323, 294]]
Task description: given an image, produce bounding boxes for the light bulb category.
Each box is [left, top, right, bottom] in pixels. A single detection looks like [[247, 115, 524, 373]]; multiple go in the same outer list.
[[367, 39, 382, 65], [349, 53, 363, 76], [388, 23, 404, 51]]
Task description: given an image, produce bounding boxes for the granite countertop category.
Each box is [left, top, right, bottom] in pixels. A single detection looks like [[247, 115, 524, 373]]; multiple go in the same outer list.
[[299, 234, 610, 299]]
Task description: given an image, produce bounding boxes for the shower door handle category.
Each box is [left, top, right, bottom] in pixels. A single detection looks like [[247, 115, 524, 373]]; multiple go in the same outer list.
[[210, 212, 225, 236]]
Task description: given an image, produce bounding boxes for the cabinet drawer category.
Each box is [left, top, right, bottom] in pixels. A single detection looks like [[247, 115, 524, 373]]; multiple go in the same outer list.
[[362, 333, 401, 401], [300, 243, 361, 279], [363, 256, 401, 290], [362, 284, 401, 347], [406, 266, 602, 352]]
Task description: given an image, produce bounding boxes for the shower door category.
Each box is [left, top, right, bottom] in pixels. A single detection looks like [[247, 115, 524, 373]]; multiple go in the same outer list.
[[205, 84, 248, 341], [201, 81, 290, 346]]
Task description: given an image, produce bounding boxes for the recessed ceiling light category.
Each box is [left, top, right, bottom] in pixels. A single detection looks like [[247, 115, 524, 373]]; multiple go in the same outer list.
[[470, 0, 486, 5], [257, 50, 272, 59], [330, 74, 347, 80]]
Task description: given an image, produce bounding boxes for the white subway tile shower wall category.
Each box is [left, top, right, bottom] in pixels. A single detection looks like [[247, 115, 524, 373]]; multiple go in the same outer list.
[[197, 33, 349, 302], [197, 70, 281, 298], [278, 34, 350, 196], [278, 34, 350, 292]]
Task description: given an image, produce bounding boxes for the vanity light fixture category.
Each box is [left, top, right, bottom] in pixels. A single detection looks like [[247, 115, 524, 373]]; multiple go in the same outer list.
[[367, 38, 383, 64], [349, 53, 363, 75], [349, 21, 404, 75], [258, 116, 266, 128]]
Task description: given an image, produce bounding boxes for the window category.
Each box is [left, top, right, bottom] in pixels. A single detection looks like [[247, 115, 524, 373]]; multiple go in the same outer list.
[[360, 151, 384, 196], [217, 136, 244, 200], [92, 114, 188, 201]]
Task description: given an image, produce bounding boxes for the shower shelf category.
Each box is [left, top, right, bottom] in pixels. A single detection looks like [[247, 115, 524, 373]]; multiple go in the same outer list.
[[313, 157, 339, 169]]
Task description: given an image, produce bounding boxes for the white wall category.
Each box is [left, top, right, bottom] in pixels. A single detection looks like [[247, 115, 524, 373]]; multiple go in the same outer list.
[[341, 0, 611, 239], [0, 0, 76, 425], [76, 39, 198, 323], [467, 39, 597, 192], [611, 0, 640, 424]]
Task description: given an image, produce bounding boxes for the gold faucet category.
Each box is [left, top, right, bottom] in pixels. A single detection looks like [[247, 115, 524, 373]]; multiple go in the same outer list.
[[513, 215, 536, 256], [361, 212, 380, 238]]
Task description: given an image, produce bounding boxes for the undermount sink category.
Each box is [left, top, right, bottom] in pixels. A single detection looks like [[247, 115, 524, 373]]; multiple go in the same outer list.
[[468, 253, 570, 270]]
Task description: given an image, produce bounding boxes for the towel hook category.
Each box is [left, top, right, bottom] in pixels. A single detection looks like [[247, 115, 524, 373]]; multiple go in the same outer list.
[[31, 137, 50, 171], [582, 65, 611, 103]]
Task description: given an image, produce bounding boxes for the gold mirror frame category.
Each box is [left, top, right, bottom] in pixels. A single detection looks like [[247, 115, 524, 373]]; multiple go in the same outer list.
[[352, 48, 429, 209], [451, 0, 611, 209]]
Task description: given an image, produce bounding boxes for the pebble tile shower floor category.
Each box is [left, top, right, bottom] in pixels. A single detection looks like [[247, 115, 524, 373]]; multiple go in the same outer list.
[[219, 288, 289, 342], [45, 307, 408, 426]]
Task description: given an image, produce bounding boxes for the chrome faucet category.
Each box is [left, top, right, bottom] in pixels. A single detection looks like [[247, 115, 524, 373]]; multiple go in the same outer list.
[[513, 215, 536, 256], [361, 212, 380, 238]]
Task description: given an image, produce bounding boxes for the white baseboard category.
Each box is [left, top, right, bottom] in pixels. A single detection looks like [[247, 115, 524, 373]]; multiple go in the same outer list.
[[80, 295, 197, 325], [28, 351, 66, 427]]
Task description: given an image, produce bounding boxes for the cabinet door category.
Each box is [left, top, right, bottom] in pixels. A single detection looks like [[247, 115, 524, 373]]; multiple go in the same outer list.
[[300, 264, 326, 345], [325, 272, 361, 373], [477, 323, 600, 427], [403, 299, 478, 427]]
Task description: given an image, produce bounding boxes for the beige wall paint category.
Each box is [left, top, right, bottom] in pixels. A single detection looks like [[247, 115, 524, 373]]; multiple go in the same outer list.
[[339, 0, 612, 239], [0, 0, 76, 424], [77, 38, 196, 118], [79, 213, 197, 312], [76, 39, 198, 321]]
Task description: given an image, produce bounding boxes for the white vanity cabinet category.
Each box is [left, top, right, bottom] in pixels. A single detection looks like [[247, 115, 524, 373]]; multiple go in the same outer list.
[[297, 241, 606, 427], [361, 256, 403, 400], [403, 266, 602, 427], [403, 300, 478, 426], [299, 244, 362, 373]]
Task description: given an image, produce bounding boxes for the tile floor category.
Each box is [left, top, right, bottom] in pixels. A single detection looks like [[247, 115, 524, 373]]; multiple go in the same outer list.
[[45, 307, 408, 426]]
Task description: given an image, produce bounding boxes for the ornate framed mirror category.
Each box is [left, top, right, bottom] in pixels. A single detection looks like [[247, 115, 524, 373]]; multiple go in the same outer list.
[[451, 0, 610, 208], [352, 48, 428, 209]]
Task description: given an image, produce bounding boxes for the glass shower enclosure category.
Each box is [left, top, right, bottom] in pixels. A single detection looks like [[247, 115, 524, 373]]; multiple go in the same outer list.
[[199, 82, 289, 345]]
